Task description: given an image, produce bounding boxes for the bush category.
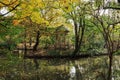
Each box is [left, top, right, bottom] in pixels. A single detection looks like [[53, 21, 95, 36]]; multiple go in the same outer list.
[[0, 49, 9, 57]]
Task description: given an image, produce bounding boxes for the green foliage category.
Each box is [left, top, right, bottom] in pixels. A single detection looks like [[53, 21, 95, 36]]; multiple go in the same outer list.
[[114, 50, 120, 55], [94, 0, 104, 7], [0, 21, 24, 50]]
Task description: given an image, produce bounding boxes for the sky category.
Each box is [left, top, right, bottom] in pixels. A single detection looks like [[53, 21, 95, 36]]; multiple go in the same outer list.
[[0, 0, 118, 17], [0, 7, 11, 16]]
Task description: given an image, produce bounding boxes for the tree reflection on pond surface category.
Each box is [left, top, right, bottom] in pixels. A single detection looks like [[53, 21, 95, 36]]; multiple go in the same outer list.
[[1, 56, 120, 80]]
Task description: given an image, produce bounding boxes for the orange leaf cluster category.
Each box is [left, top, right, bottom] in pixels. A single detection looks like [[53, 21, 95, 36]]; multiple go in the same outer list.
[[12, 20, 19, 26]]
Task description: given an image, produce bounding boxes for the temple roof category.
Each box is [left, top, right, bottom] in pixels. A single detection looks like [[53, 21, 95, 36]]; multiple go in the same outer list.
[[55, 25, 69, 33]]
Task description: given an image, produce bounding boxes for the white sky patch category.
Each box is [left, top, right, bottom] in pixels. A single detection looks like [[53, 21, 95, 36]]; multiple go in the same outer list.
[[68, 19, 74, 26], [100, 9, 109, 15], [82, 0, 89, 1], [0, 7, 13, 16], [0, 7, 8, 14]]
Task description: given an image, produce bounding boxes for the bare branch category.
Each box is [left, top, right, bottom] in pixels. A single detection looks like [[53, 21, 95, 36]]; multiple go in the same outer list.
[[103, 7, 120, 10]]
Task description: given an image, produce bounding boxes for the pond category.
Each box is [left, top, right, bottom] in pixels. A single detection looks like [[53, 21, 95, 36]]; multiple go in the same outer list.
[[0, 56, 120, 80]]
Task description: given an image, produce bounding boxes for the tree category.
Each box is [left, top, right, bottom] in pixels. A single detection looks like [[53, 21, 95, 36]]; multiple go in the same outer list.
[[59, 0, 93, 56], [103, 0, 120, 10], [118, 0, 120, 3], [90, 0, 120, 80], [0, 17, 24, 50], [0, 0, 20, 28]]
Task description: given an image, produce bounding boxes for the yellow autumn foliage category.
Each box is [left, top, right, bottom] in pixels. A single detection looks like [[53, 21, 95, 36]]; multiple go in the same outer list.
[[0, 0, 72, 30], [59, 0, 81, 13], [0, 0, 19, 9]]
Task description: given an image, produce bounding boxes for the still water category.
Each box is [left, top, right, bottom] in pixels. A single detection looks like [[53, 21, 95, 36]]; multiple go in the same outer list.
[[0, 56, 120, 80]]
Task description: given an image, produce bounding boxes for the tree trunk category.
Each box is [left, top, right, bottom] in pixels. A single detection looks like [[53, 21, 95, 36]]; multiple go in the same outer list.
[[33, 31, 40, 51], [72, 19, 85, 56], [73, 45, 80, 56], [24, 42, 27, 58], [29, 37, 32, 47], [32, 31, 40, 69], [24, 28, 27, 58], [107, 52, 113, 80]]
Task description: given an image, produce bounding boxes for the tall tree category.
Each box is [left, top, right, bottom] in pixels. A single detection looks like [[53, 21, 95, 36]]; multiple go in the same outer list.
[[59, 0, 91, 56], [91, 0, 120, 80]]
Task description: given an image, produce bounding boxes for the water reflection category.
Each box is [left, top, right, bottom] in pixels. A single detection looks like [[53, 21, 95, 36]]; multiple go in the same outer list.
[[1, 56, 120, 80], [69, 66, 76, 80]]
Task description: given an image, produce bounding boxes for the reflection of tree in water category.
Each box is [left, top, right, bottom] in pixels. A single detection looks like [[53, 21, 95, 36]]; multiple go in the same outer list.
[[69, 61, 83, 80], [2, 57, 120, 80], [69, 66, 76, 80], [22, 57, 110, 80], [68, 57, 109, 80]]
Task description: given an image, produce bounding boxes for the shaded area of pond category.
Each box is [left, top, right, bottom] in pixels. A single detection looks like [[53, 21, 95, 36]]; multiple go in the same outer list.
[[0, 56, 120, 80]]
